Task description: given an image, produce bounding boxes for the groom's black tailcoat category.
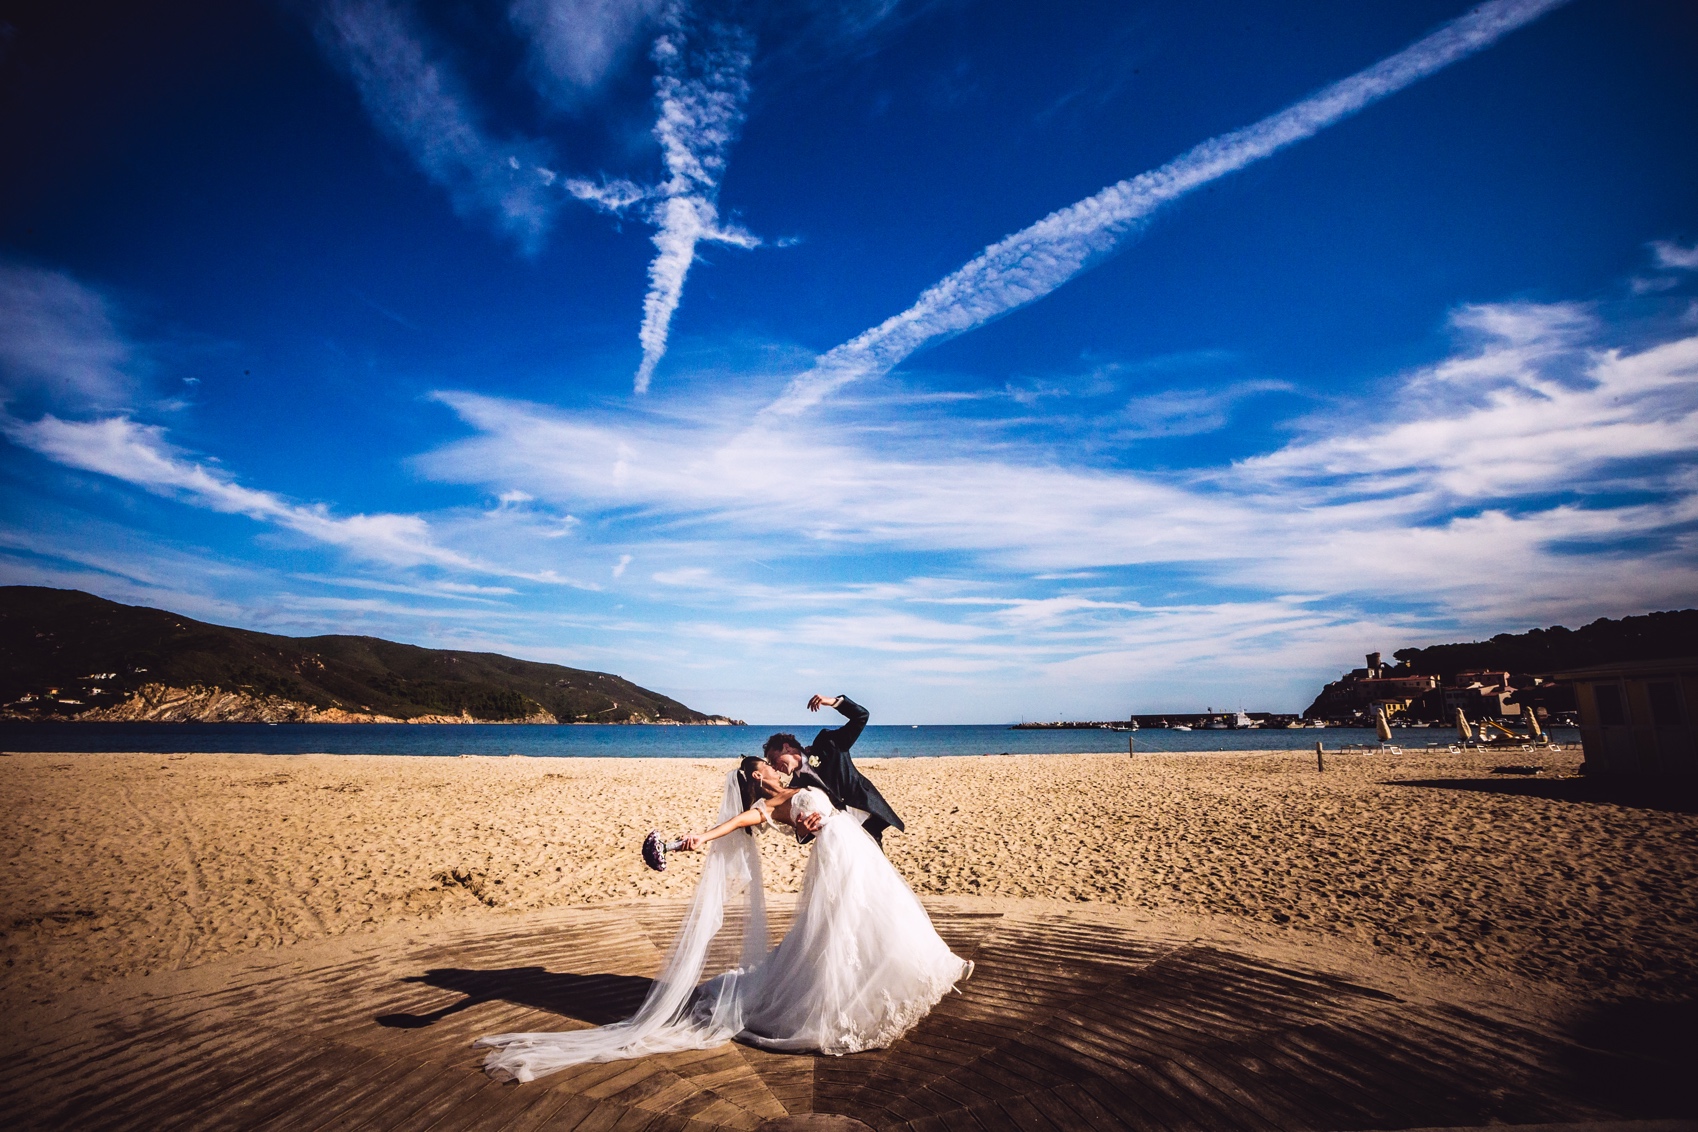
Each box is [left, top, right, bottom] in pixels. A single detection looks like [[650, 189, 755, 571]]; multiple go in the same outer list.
[[790, 695, 905, 847]]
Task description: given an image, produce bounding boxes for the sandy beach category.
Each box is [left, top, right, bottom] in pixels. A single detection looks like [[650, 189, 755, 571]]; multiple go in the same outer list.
[[3, 747, 1695, 1015]]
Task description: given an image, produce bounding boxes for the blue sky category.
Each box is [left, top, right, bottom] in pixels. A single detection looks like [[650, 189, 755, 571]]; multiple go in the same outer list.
[[2, 0, 1695, 722]]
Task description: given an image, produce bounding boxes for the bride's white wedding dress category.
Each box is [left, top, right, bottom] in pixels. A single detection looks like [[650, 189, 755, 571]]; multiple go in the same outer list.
[[476, 778, 970, 1081]]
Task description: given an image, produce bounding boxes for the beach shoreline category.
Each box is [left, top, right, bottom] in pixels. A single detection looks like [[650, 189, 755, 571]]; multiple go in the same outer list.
[[4, 748, 1694, 1016]]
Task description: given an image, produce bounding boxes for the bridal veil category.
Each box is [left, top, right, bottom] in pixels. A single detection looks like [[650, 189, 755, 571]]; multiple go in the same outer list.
[[475, 771, 768, 1081]]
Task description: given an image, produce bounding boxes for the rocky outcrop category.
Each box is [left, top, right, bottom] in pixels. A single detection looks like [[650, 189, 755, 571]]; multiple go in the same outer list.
[[76, 684, 396, 723], [403, 709, 558, 725], [75, 684, 564, 724]]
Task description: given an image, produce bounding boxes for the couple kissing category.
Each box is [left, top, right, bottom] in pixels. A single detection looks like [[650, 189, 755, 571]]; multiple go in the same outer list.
[[755, 692, 903, 850]]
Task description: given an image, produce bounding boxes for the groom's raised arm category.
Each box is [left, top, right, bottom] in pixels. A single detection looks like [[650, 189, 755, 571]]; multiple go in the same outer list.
[[815, 694, 868, 755]]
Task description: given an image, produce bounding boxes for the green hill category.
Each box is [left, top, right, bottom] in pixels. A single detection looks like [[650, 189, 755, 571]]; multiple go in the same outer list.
[[0, 587, 736, 724], [1391, 609, 1698, 678]]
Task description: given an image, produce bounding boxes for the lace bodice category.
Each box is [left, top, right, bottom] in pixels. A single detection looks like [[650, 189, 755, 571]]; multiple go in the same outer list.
[[788, 786, 835, 828], [757, 786, 836, 842]]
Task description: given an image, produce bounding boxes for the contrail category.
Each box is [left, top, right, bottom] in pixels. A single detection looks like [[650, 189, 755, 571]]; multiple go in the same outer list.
[[634, 24, 758, 394], [768, 0, 1575, 415]]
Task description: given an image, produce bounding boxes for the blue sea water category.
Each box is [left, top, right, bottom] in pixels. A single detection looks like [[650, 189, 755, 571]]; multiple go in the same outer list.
[[0, 722, 1577, 758]]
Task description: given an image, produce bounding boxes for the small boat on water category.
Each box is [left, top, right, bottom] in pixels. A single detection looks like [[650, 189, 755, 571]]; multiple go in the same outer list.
[[1171, 723, 1192, 731]]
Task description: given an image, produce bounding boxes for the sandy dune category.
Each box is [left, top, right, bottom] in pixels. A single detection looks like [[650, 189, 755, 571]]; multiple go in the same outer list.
[[3, 748, 1694, 1012]]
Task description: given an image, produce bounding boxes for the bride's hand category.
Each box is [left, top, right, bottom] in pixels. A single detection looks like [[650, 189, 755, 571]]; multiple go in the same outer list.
[[680, 835, 703, 852]]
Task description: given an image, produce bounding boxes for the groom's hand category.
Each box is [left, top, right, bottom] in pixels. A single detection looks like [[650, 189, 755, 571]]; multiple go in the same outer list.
[[796, 812, 825, 834], [807, 694, 842, 712]]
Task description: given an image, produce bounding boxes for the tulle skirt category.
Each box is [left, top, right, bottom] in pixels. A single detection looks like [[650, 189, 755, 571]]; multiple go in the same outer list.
[[705, 815, 970, 1054], [475, 810, 969, 1080]]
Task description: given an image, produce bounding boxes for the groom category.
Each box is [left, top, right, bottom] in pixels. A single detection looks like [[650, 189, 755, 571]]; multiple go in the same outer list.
[[765, 693, 905, 849]]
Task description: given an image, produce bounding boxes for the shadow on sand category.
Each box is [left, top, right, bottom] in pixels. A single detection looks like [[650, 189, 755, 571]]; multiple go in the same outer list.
[[375, 968, 650, 1029], [1385, 775, 1698, 814], [1562, 998, 1698, 1117]]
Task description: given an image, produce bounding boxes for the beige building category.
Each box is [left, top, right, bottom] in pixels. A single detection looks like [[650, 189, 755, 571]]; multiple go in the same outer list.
[[1555, 658, 1697, 777]]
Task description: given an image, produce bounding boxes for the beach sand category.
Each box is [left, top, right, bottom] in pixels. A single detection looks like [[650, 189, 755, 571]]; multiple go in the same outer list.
[[3, 747, 1695, 1014]]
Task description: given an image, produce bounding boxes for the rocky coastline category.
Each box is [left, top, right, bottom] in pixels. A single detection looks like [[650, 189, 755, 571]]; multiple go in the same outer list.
[[8, 682, 744, 726], [3, 588, 745, 726]]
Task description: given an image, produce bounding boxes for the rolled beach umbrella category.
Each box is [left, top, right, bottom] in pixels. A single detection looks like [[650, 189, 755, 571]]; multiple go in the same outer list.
[[1455, 708, 1474, 742], [1375, 707, 1393, 743]]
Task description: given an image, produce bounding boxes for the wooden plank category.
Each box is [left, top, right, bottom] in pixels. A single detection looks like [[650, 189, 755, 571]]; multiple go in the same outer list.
[[343, 1061, 494, 1132], [266, 1052, 450, 1132], [59, 1032, 322, 1130], [1038, 1081, 1137, 1132], [180, 1043, 387, 1132], [734, 1046, 812, 1115]]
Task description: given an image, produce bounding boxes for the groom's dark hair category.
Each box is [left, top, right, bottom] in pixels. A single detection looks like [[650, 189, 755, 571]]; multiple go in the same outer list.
[[762, 732, 802, 759]]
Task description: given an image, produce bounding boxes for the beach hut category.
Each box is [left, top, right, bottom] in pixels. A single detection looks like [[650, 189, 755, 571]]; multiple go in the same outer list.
[[1552, 657, 1698, 777]]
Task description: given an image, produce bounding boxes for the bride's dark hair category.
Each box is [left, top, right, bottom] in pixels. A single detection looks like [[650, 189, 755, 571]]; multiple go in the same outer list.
[[736, 755, 767, 813]]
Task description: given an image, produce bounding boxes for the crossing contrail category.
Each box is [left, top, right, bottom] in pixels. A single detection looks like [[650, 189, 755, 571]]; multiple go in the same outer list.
[[767, 0, 1575, 415]]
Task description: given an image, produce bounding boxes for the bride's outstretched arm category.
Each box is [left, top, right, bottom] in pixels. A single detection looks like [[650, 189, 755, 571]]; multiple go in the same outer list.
[[679, 807, 764, 852]]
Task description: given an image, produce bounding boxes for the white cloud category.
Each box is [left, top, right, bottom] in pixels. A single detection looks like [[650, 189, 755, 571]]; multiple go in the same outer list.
[[1241, 304, 1698, 505], [0, 266, 555, 581], [565, 175, 652, 214], [510, 0, 667, 103], [1119, 380, 1292, 438], [6, 414, 492, 571], [0, 263, 134, 412], [1651, 239, 1698, 270], [320, 0, 559, 252], [422, 300, 1698, 625], [767, 0, 1575, 414]]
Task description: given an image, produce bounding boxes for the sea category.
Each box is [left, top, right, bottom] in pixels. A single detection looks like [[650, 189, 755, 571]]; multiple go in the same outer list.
[[0, 722, 1579, 758]]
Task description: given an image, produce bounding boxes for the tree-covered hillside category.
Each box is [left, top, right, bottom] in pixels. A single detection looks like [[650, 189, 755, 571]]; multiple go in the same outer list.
[[1, 587, 730, 723], [1392, 609, 1698, 678]]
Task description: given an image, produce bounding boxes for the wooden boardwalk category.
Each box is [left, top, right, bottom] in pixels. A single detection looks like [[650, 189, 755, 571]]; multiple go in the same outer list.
[[0, 899, 1674, 1131]]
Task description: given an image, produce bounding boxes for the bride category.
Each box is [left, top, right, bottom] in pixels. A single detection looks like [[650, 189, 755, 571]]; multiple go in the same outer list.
[[475, 756, 972, 1081]]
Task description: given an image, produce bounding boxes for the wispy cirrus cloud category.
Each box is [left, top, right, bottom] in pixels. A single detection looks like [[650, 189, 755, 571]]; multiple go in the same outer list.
[[422, 298, 1698, 620], [8, 413, 494, 571], [1651, 239, 1698, 270], [769, 0, 1576, 415], [1118, 379, 1293, 439], [1240, 303, 1698, 504], [510, 0, 668, 104], [320, 0, 561, 252], [0, 266, 591, 586], [0, 263, 135, 413]]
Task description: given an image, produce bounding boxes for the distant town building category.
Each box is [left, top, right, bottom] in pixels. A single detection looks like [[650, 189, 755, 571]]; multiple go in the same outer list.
[[1303, 652, 1565, 725], [1553, 657, 1697, 777], [1304, 653, 1439, 721], [1445, 671, 1521, 720]]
